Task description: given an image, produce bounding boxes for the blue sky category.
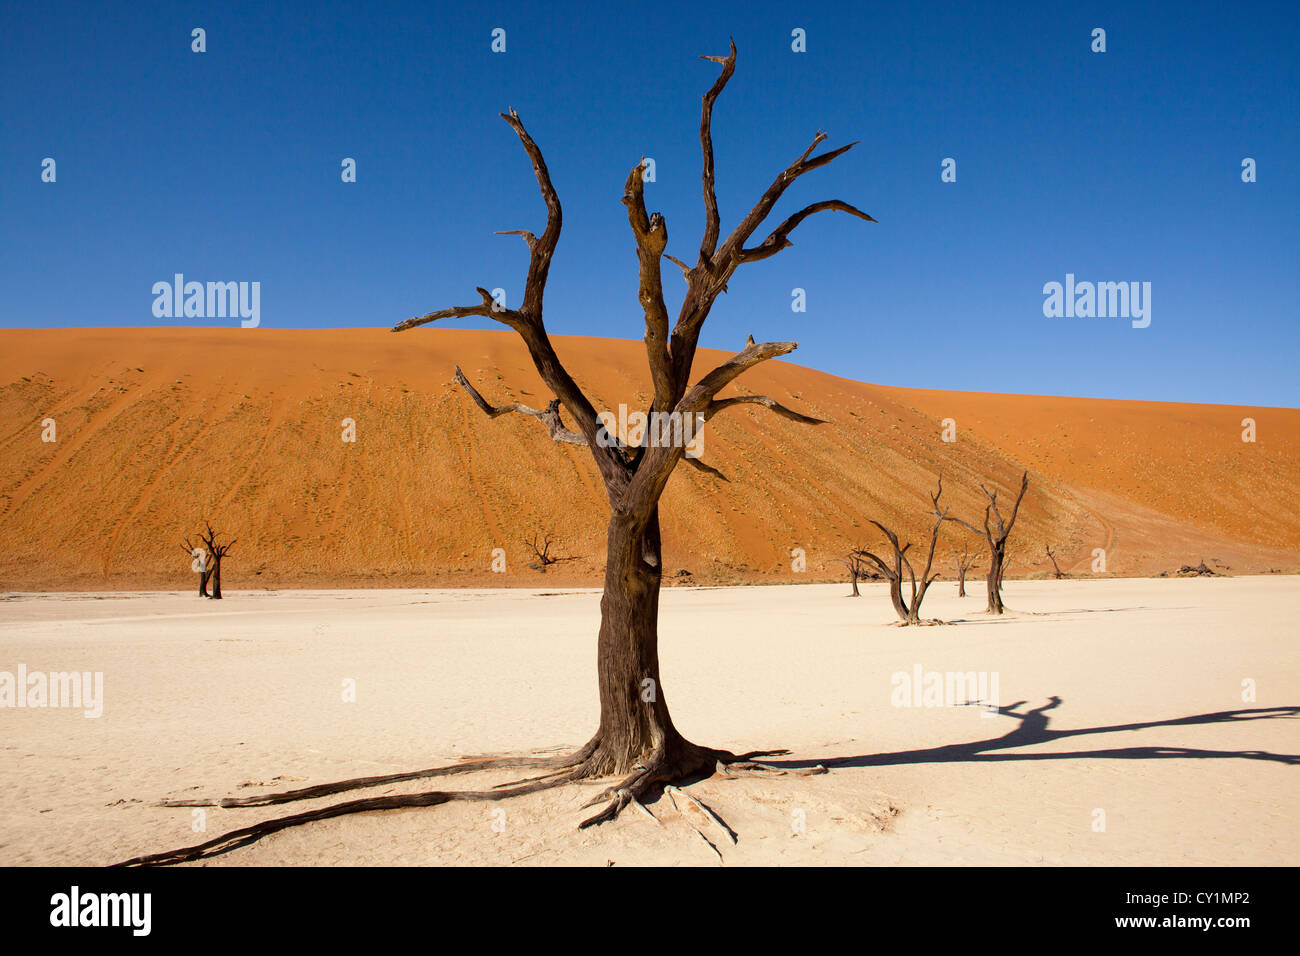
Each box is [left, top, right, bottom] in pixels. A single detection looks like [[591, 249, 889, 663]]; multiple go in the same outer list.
[[2, 0, 1296, 406]]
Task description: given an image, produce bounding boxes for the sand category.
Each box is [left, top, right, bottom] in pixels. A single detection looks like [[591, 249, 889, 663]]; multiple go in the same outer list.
[[1, 577, 1295, 866], [2, 328, 1298, 591]]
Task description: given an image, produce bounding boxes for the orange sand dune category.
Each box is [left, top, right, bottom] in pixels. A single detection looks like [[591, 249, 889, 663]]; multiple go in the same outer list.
[[0, 328, 1296, 590]]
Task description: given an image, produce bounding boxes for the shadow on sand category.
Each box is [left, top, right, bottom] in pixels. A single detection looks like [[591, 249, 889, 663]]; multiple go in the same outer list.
[[766, 699, 1300, 770]]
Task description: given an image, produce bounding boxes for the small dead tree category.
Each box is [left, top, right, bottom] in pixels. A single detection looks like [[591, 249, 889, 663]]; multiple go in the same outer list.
[[525, 532, 560, 571], [952, 542, 982, 597], [943, 472, 1028, 615], [181, 535, 213, 598], [1045, 545, 1067, 579], [121, 41, 872, 865], [837, 547, 878, 597], [856, 479, 948, 625], [198, 522, 235, 600]]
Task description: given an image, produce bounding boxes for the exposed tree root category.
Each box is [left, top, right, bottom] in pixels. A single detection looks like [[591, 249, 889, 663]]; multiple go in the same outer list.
[[114, 771, 578, 867], [115, 738, 825, 867], [158, 748, 588, 809], [573, 744, 827, 829], [666, 785, 737, 845], [574, 741, 729, 829], [718, 759, 828, 778]]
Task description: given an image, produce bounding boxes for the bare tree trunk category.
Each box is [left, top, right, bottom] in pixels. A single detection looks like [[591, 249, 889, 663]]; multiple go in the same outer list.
[[887, 575, 908, 620], [210, 557, 223, 600], [184, 538, 213, 598], [987, 543, 1005, 614], [584, 508, 691, 776], [858, 540, 912, 622], [956, 562, 967, 597]]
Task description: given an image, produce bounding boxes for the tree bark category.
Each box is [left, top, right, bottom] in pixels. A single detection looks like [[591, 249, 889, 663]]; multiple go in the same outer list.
[[887, 573, 909, 620], [584, 507, 689, 776], [987, 543, 1006, 614]]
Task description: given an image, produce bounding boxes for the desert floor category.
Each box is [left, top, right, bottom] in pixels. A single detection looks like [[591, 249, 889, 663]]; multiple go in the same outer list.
[[1, 577, 1295, 866]]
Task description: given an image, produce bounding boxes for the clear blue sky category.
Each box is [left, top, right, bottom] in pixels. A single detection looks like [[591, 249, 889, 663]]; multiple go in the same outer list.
[[2, 0, 1296, 406]]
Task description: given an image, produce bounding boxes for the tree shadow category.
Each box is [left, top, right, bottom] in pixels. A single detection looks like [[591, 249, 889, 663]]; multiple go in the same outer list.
[[767, 699, 1300, 770], [942, 606, 1196, 625]]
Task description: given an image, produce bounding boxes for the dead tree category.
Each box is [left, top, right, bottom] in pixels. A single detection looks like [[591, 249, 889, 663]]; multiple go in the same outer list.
[[1045, 545, 1067, 579], [952, 542, 982, 597], [181, 535, 213, 598], [119, 41, 871, 866], [524, 532, 560, 571], [856, 479, 947, 625], [837, 548, 878, 597], [198, 522, 235, 600], [944, 472, 1029, 615]]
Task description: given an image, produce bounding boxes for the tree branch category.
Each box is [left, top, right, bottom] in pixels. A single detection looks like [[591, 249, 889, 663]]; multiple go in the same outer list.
[[622, 161, 674, 409], [393, 111, 629, 481], [682, 455, 729, 481], [394, 287, 523, 333], [1004, 471, 1030, 534], [855, 548, 896, 581], [453, 366, 588, 446], [499, 108, 562, 319], [739, 200, 875, 264], [705, 394, 826, 425], [711, 133, 862, 271], [942, 508, 991, 543], [698, 38, 737, 264], [494, 229, 536, 248], [667, 124, 866, 396], [678, 340, 799, 416], [664, 254, 692, 280]]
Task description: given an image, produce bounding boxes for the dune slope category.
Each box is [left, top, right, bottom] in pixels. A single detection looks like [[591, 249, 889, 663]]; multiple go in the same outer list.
[[0, 328, 1296, 590]]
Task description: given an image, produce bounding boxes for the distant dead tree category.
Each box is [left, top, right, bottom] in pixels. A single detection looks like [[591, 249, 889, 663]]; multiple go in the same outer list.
[[838, 547, 879, 597], [198, 522, 235, 600], [120, 40, 873, 864], [524, 532, 560, 571], [952, 542, 982, 597], [181, 535, 213, 598], [1045, 545, 1067, 579], [857, 478, 948, 625], [943, 472, 1029, 615]]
